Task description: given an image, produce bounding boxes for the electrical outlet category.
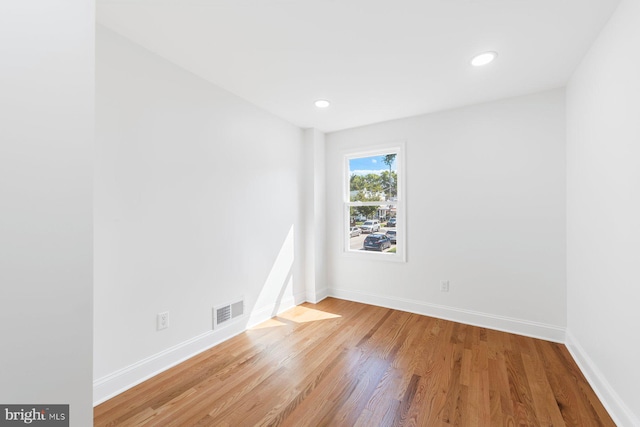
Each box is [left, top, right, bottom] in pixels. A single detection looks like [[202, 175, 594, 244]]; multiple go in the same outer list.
[[157, 312, 169, 330], [440, 281, 450, 292]]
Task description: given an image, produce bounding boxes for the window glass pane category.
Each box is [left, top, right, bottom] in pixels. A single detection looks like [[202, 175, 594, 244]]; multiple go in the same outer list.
[[347, 206, 397, 253], [349, 154, 397, 203]]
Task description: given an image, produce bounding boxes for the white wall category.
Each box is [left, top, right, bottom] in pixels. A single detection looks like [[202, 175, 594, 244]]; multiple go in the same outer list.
[[566, 0, 640, 424], [94, 26, 306, 402], [303, 129, 328, 303], [326, 90, 566, 340], [0, 1, 94, 426]]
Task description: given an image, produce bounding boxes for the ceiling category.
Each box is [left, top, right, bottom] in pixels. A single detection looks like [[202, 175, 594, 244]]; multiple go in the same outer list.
[[97, 0, 620, 133]]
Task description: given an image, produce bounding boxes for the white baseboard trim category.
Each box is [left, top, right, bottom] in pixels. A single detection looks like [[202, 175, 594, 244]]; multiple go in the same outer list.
[[94, 298, 300, 406], [294, 290, 308, 305], [327, 287, 566, 343], [565, 330, 639, 427], [93, 324, 245, 406], [307, 287, 329, 304]]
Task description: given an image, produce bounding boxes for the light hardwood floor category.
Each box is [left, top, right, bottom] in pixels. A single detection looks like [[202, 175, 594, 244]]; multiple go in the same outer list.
[[94, 298, 615, 426]]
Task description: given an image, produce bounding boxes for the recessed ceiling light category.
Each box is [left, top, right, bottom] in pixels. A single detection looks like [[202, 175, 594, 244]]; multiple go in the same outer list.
[[314, 99, 331, 108], [471, 51, 498, 67]]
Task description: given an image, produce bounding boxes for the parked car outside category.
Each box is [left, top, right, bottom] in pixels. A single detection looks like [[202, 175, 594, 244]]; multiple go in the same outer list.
[[355, 215, 367, 222], [349, 226, 362, 237], [385, 229, 397, 244], [363, 233, 391, 251], [387, 217, 397, 227], [360, 220, 380, 233]]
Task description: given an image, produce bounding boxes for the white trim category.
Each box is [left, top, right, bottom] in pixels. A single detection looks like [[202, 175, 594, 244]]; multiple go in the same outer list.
[[293, 289, 308, 305], [93, 325, 244, 406], [340, 247, 408, 263], [309, 287, 329, 304], [327, 287, 565, 343], [342, 141, 406, 262], [565, 330, 639, 427], [93, 297, 301, 406]]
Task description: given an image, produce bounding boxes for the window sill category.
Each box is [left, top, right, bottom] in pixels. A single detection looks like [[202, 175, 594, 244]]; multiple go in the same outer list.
[[341, 248, 406, 263]]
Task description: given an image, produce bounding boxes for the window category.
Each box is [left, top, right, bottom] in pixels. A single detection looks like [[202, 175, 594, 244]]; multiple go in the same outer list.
[[344, 143, 405, 261]]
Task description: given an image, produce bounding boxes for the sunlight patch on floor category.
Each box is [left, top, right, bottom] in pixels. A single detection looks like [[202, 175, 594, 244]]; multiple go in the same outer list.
[[278, 306, 342, 324], [250, 318, 288, 330], [250, 306, 342, 330]]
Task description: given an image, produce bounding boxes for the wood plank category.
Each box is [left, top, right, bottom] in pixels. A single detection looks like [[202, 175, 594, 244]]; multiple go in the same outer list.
[[94, 298, 616, 427]]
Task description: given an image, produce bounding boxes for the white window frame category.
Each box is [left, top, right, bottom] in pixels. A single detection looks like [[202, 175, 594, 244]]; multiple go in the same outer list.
[[342, 141, 406, 262]]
